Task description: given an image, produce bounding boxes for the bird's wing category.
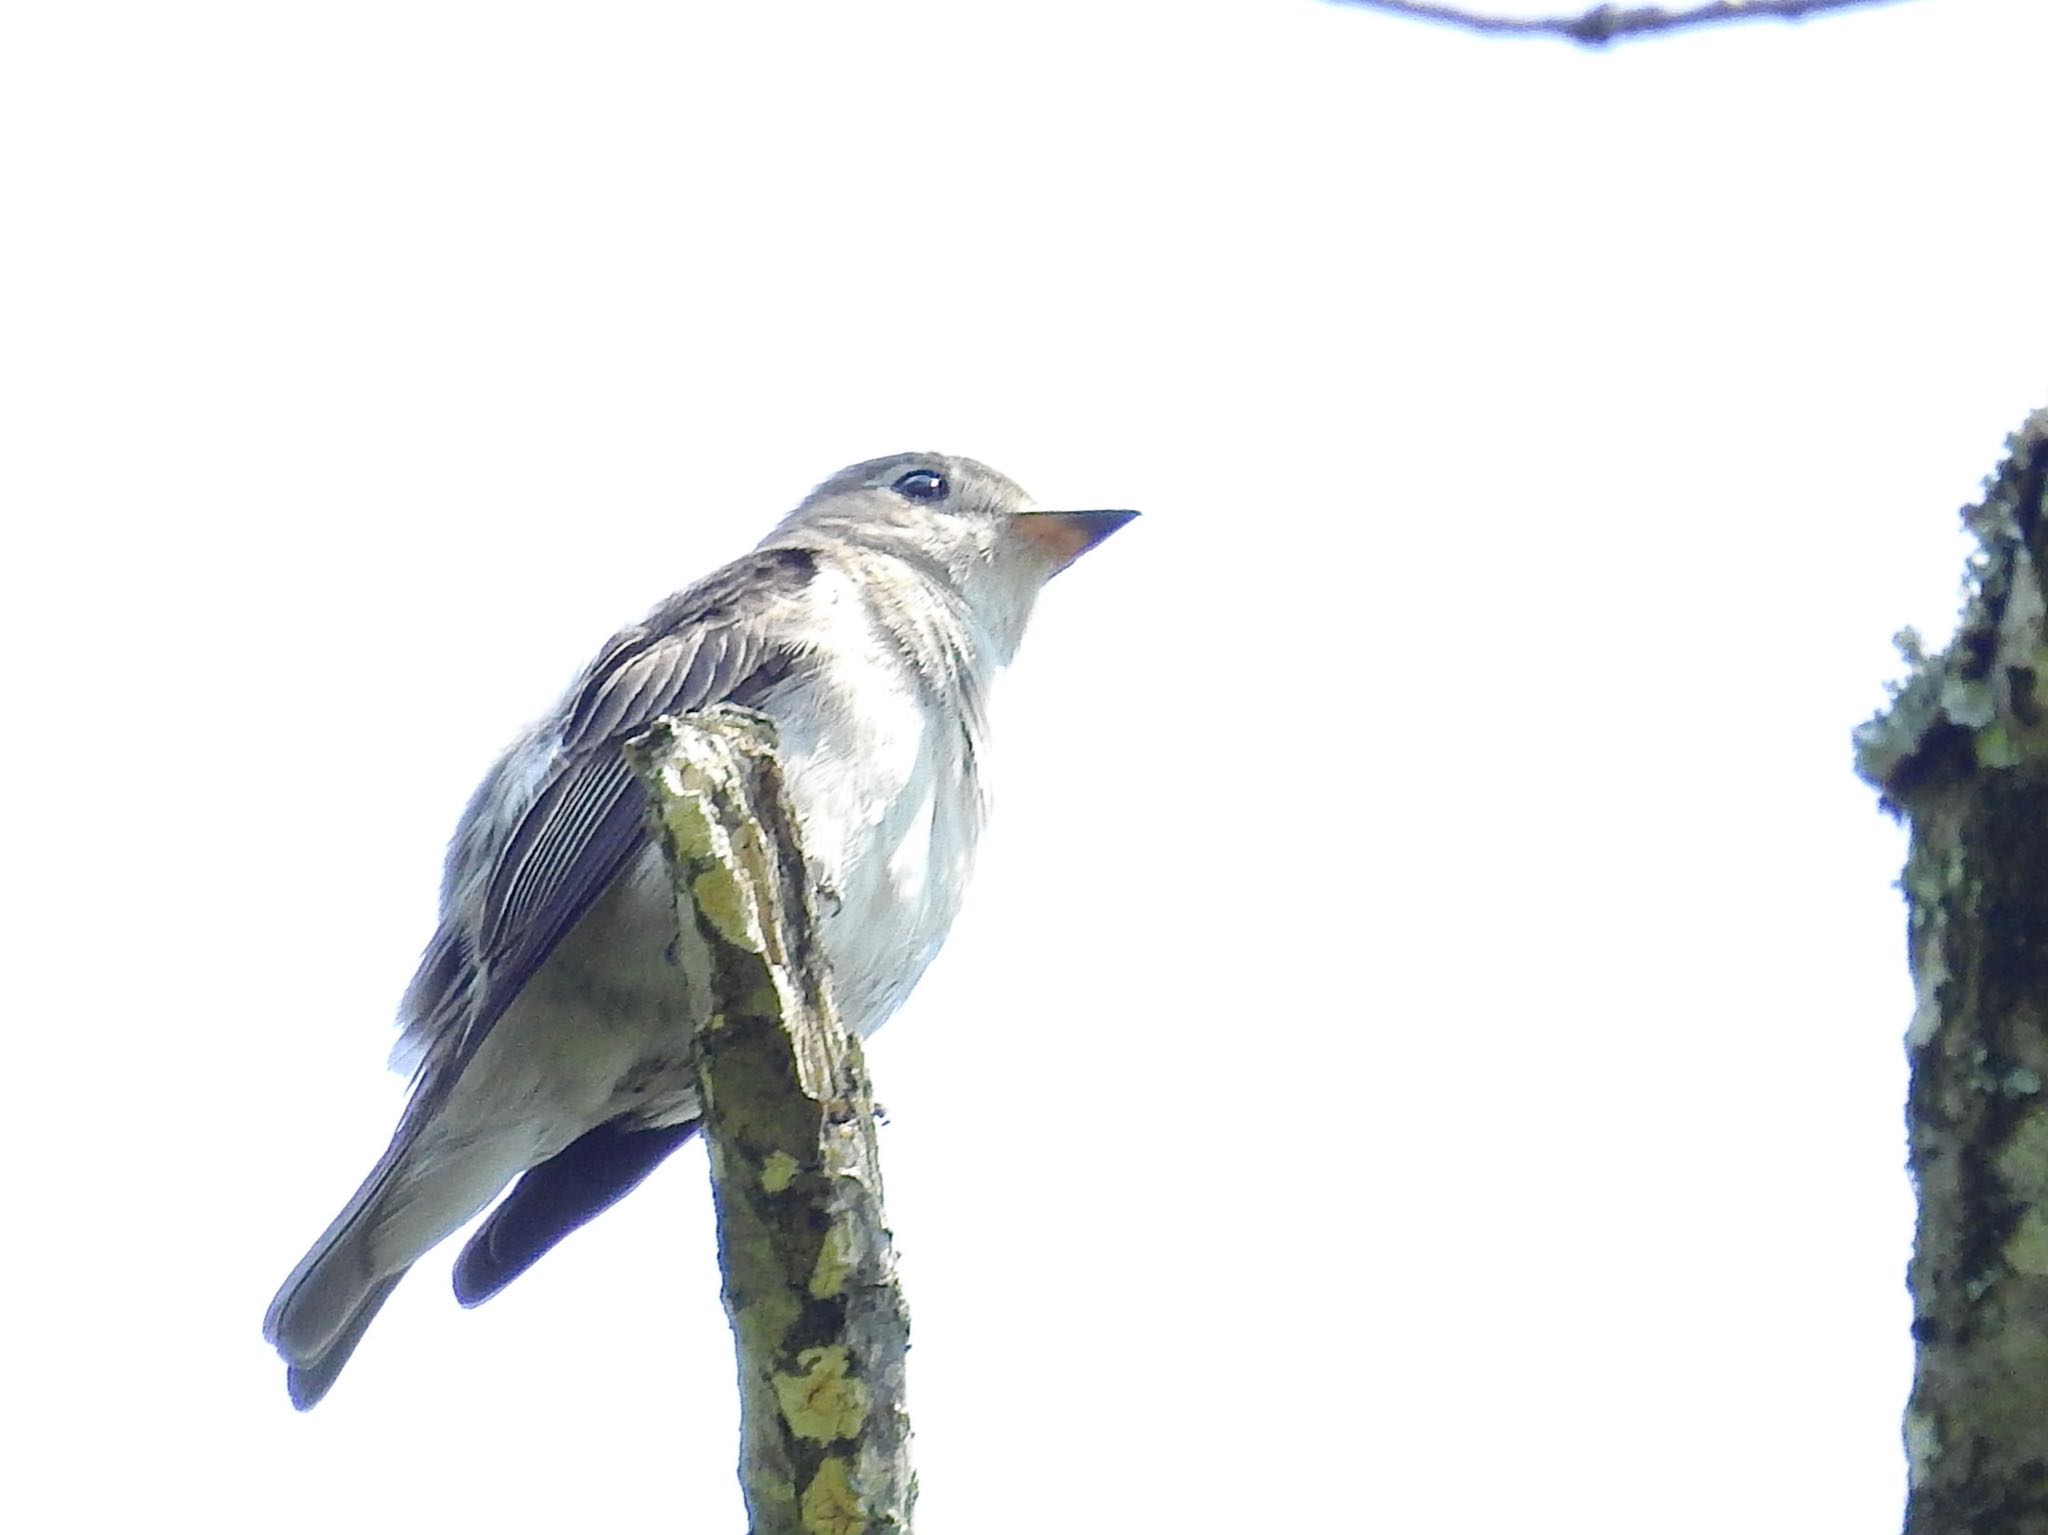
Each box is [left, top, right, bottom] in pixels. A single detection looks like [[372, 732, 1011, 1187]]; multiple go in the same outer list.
[[399, 545, 819, 1090], [451, 1116, 700, 1306]]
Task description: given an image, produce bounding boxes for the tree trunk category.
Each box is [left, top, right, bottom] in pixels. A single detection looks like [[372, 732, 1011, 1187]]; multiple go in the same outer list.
[[1857, 408, 2048, 1533]]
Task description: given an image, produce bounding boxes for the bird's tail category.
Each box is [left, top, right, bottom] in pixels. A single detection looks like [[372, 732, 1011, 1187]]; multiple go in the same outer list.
[[265, 1113, 528, 1408], [281, 1271, 408, 1410], [263, 1135, 419, 1409]]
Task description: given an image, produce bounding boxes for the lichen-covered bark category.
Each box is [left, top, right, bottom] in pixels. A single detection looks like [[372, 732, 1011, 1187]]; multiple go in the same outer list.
[[628, 708, 913, 1535], [1858, 409, 2048, 1534]]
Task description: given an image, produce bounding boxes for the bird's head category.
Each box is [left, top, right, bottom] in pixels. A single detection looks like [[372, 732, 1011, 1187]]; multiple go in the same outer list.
[[772, 453, 1136, 647]]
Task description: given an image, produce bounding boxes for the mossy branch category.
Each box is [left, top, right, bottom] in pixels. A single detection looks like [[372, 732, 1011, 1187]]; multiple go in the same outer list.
[[628, 707, 913, 1535], [1856, 407, 2048, 1533]]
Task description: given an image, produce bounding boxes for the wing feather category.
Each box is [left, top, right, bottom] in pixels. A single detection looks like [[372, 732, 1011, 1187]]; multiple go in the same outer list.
[[399, 546, 819, 1082]]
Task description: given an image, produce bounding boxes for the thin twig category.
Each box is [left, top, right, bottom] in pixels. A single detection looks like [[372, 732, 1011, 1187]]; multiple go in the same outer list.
[[1328, 0, 1917, 46]]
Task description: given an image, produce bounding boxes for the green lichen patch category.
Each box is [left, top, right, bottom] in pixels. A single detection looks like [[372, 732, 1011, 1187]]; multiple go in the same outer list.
[[809, 1222, 852, 1300], [774, 1345, 869, 1442], [654, 773, 717, 856], [689, 862, 760, 954], [762, 1150, 801, 1194], [799, 1456, 865, 1535], [1998, 1112, 2048, 1206], [733, 1284, 804, 1365], [2003, 1209, 2048, 1279]]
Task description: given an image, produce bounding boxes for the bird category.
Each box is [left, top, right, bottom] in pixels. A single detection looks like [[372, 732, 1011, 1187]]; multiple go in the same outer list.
[[263, 452, 1136, 1409]]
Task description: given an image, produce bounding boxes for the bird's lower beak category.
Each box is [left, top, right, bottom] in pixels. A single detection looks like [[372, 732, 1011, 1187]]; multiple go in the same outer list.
[[1014, 509, 1140, 573]]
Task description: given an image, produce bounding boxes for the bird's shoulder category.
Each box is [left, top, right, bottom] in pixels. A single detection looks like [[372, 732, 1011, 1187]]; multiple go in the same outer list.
[[555, 543, 825, 754]]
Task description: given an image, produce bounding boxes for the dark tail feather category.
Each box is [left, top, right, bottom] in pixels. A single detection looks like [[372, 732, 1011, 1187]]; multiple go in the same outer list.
[[453, 1118, 698, 1307], [286, 1270, 409, 1410], [265, 1138, 414, 1380], [266, 1093, 524, 1406]]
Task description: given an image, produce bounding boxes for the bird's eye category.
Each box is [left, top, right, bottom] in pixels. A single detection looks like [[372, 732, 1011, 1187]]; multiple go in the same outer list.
[[891, 469, 950, 503]]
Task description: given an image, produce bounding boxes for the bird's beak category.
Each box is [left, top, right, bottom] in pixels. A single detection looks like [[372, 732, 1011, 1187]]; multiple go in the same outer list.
[[1013, 509, 1140, 574]]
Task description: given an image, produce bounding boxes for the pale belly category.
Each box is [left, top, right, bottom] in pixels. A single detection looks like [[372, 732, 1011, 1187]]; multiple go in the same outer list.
[[769, 671, 982, 1037]]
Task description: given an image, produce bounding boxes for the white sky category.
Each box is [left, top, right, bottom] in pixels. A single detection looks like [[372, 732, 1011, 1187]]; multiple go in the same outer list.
[[5, 0, 2042, 1529]]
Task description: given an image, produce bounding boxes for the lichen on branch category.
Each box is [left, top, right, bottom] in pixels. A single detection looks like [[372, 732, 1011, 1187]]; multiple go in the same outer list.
[[628, 707, 914, 1535]]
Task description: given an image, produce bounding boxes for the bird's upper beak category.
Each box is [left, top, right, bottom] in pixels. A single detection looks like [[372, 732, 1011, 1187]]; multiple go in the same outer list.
[[1013, 509, 1140, 574]]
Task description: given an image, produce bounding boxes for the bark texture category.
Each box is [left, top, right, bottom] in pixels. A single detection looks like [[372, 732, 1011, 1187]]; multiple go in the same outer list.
[[628, 708, 913, 1535], [1858, 409, 2048, 1534]]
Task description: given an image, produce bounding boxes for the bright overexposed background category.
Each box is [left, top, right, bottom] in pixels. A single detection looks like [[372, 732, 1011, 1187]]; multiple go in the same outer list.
[[4, 1, 2039, 1529]]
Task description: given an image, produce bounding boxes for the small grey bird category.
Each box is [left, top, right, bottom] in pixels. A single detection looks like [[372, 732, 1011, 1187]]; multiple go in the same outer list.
[[264, 453, 1134, 1408]]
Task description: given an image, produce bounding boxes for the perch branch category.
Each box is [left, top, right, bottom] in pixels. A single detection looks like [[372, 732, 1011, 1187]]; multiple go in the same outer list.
[[629, 707, 914, 1535]]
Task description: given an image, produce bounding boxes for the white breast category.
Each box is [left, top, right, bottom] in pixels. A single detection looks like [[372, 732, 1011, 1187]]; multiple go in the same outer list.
[[760, 566, 988, 1036]]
